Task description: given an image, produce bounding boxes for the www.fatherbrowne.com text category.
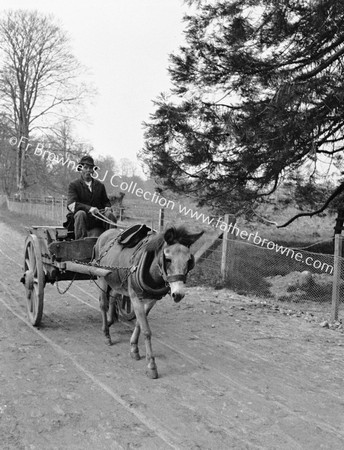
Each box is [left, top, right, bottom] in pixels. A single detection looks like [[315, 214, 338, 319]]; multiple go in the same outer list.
[[10, 136, 333, 275]]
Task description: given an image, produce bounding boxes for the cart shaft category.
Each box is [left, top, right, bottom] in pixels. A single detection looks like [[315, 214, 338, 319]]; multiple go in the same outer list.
[[65, 261, 112, 277]]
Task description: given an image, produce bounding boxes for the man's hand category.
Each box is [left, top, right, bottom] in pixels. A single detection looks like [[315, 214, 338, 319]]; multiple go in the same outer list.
[[104, 206, 112, 212], [89, 207, 99, 215]]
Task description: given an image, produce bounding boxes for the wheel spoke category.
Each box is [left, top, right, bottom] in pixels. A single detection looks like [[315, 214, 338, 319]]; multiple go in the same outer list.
[[28, 243, 33, 262], [31, 247, 37, 273], [25, 248, 31, 271], [28, 244, 36, 272], [27, 292, 33, 311], [24, 257, 30, 270]]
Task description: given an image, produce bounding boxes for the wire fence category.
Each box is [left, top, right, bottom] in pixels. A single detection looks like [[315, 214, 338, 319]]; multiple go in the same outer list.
[[4, 196, 214, 230], [6, 196, 67, 224], [189, 230, 342, 321], [5, 196, 130, 226], [192, 237, 333, 297]]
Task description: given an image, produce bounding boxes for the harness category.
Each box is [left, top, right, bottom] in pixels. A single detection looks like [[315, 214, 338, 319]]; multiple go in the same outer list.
[[94, 225, 190, 299], [129, 244, 170, 299]]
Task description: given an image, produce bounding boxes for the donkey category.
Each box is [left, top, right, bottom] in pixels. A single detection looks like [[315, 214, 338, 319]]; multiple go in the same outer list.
[[93, 225, 203, 378]]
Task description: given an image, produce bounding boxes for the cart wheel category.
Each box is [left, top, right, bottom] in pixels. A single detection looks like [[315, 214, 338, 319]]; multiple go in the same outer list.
[[116, 294, 135, 321], [23, 235, 45, 326]]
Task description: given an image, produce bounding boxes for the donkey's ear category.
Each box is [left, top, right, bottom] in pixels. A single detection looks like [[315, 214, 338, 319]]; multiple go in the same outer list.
[[164, 227, 177, 245], [185, 230, 204, 247]]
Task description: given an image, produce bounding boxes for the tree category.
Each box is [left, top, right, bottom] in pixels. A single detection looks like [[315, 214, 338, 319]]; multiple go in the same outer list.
[[95, 154, 119, 195], [38, 120, 92, 195], [141, 0, 344, 213], [0, 9, 89, 198], [119, 158, 138, 177], [0, 114, 16, 195]]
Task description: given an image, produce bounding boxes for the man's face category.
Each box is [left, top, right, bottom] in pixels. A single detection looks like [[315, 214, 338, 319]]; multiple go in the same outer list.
[[80, 164, 94, 182]]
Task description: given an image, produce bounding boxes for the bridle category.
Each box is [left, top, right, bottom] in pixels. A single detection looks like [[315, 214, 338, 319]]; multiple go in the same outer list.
[[157, 245, 195, 285]]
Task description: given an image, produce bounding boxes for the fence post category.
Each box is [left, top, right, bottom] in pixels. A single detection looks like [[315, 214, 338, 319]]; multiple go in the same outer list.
[[221, 214, 236, 282], [61, 197, 65, 223], [331, 234, 342, 322], [159, 208, 165, 232]]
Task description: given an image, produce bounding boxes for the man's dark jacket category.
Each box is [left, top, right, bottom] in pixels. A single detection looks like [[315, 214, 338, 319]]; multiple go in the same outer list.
[[67, 178, 111, 213]]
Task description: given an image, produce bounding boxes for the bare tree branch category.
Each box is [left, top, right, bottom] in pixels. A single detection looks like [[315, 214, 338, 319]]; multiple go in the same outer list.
[[0, 9, 93, 196]]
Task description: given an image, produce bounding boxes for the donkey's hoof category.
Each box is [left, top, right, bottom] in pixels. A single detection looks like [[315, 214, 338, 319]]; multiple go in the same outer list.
[[105, 337, 112, 346], [130, 350, 141, 360], [146, 368, 159, 379]]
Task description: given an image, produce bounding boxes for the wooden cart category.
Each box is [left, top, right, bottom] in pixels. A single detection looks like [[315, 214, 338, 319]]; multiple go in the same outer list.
[[21, 226, 135, 326]]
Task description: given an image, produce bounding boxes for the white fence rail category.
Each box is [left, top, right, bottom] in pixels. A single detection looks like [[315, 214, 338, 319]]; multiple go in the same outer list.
[[6, 197, 68, 224]]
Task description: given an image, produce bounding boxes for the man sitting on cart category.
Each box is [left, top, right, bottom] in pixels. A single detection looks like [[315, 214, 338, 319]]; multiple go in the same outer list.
[[66, 155, 117, 239]]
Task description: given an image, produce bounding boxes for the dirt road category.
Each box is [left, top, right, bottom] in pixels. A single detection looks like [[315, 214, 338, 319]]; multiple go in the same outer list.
[[0, 215, 344, 449]]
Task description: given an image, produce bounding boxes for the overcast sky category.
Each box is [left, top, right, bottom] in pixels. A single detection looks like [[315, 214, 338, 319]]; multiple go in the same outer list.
[[1, 0, 189, 173]]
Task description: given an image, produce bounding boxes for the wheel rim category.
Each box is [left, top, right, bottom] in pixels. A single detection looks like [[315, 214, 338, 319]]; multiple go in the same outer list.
[[23, 235, 44, 326]]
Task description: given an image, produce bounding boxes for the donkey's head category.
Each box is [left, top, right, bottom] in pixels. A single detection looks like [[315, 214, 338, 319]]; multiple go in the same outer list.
[[159, 226, 203, 303]]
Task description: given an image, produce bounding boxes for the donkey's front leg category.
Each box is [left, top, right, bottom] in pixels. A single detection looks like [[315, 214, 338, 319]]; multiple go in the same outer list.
[[143, 298, 158, 378], [98, 278, 112, 345], [129, 300, 156, 360], [130, 318, 141, 361], [129, 288, 158, 378]]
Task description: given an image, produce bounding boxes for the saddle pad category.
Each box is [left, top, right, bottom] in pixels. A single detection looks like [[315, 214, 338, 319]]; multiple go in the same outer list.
[[118, 224, 153, 248]]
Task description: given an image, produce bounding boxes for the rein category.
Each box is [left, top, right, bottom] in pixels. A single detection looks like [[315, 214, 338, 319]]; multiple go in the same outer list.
[[91, 210, 127, 229]]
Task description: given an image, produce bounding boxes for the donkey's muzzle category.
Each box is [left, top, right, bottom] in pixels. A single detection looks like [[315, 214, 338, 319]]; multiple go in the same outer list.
[[172, 291, 184, 303]]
